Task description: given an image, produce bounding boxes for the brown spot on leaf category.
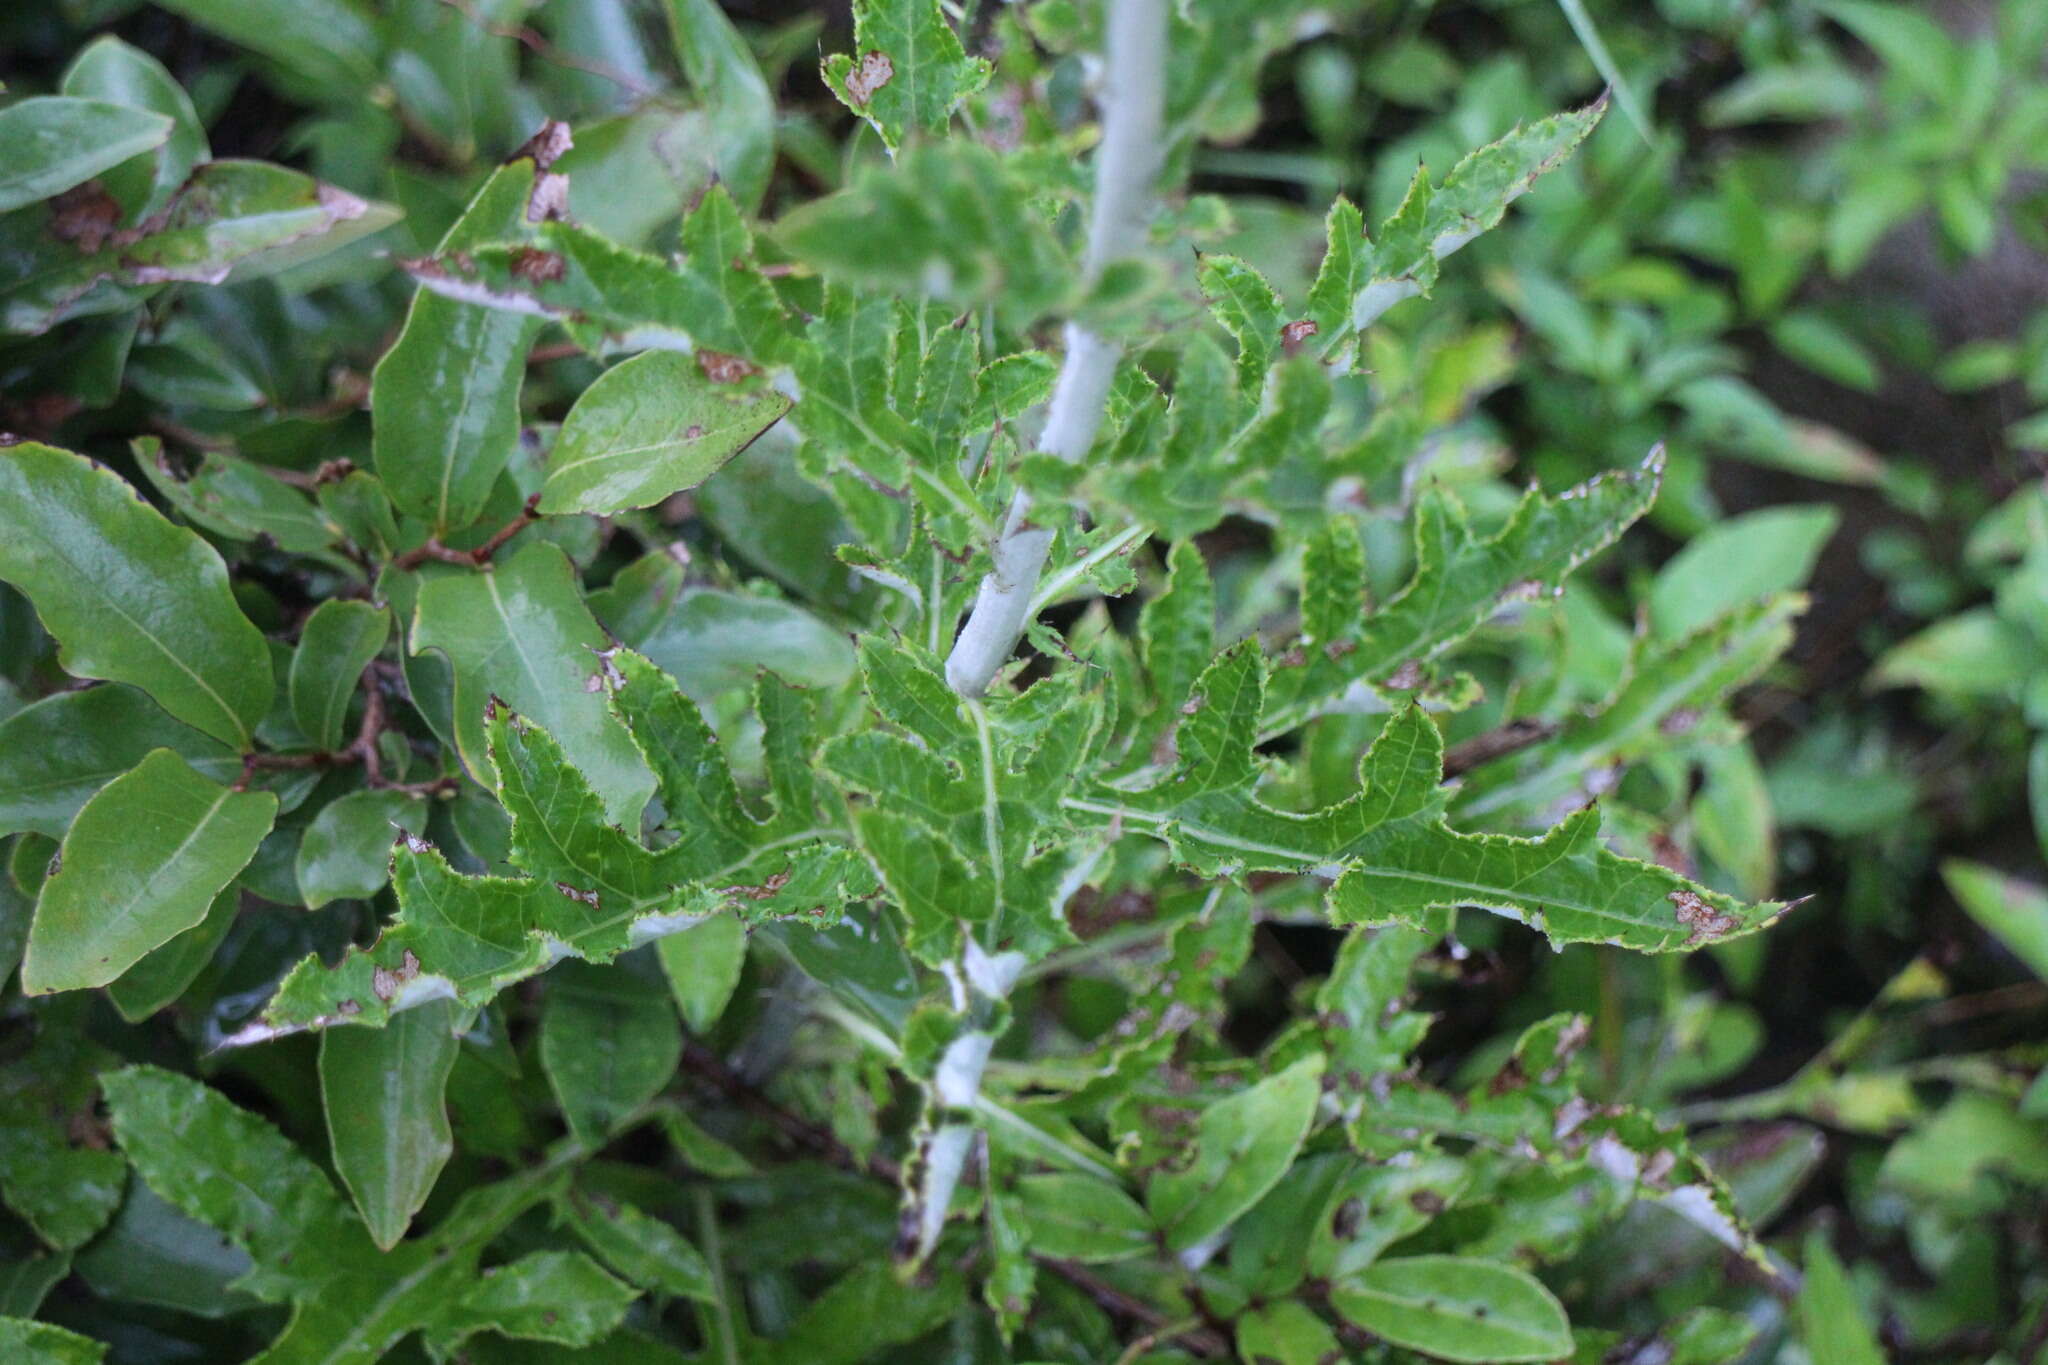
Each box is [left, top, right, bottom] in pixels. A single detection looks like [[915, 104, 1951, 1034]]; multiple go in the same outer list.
[[715, 869, 792, 902], [842, 51, 894, 107], [1280, 318, 1319, 356], [696, 349, 758, 383], [1670, 889, 1741, 946], [1179, 693, 1206, 716], [508, 246, 566, 283], [1659, 707, 1701, 737], [512, 120, 574, 171], [555, 882, 601, 907], [48, 182, 122, 253], [684, 424, 704, 439], [1384, 660, 1425, 691]]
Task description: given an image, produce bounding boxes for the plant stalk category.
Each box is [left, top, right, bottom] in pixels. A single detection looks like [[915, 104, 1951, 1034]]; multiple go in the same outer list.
[[944, 0, 1167, 697]]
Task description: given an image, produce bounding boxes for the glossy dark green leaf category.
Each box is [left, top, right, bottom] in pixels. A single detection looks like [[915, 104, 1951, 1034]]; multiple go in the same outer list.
[[540, 350, 791, 515], [372, 160, 541, 533], [0, 444, 273, 748], [411, 542, 655, 824], [105, 885, 239, 1021], [0, 1028, 125, 1252], [0, 96, 172, 214], [296, 788, 432, 909], [135, 439, 342, 557], [320, 997, 461, 1249], [58, 37, 208, 218], [22, 750, 275, 994], [0, 162, 394, 336], [1330, 1256, 1572, 1362], [0, 684, 239, 838], [290, 600, 391, 751], [540, 957, 682, 1145], [151, 0, 381, 97]]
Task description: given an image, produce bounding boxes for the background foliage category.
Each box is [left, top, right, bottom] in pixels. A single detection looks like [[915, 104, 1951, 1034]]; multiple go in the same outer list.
[[0, 0, 2044, 1361]]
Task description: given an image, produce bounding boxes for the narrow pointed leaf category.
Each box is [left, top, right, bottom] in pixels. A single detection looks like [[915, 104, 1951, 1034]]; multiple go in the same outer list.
[[320, 998, 461, 1250], [290, 600, 391, 750], [373, 160, 541, 533], [1147, 1054, 1325, 1251]]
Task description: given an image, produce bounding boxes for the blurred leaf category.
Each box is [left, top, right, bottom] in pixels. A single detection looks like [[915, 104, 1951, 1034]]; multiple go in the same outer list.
[[1942, 860, 2048, 980], [1650, 505, 1836, 641], [1795, 1232, 1884, 1365]]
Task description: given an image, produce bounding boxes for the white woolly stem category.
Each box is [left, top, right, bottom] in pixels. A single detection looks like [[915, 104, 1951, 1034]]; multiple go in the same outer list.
[[944, 0, 1167, 697]]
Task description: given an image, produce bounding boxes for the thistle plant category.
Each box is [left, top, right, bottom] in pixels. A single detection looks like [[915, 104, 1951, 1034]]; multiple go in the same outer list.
[[0, 2, 1819, 1360]]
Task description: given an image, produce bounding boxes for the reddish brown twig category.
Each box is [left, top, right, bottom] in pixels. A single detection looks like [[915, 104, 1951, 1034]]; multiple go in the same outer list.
[[1440, 716, 1559, 780], [238, 666, 459, 798], [391, 493, 543, 571]]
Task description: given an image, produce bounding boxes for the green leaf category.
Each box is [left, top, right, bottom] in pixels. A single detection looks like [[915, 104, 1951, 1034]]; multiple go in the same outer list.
[[373, 160, 542, 533], [1649, 505, 1837, 641], [665, 0, 776, 211], [1236, 1300, 1343, 1365], [1795, 1232, 1885, 1365], [0, 1029, 125, 1251], [22, 749, 275, 994], [561, 1187, 716, 1301], [0, 161, 393, 336], [821, 0, 992, 150], [0, 1318, 106, 1365], [290, 600, 391, 750], [1326, 804, 1783, 952], [1943, 860, 2048, 981], [106, 885, 239, 1021], [756, 1262, 965, 1365], [405, 186, 793, 364], [0, 443, 273, 748], [71, 1180, 261, 1318], [1146, 1054, 1325, 1251], [1457, 595, 1803, 820], [657, 915, 748, 1032], [776, 144, 1069, 326], [540, 350, 791, 515], [103, 1063, 576, 1361], [1335, 101, 1605, 339], [59, 38, 208, 218], [1263, 457, 1662, 736], [1330, 1256, 1572, 1362], [1012, 1173, 1156, 1263], [135, 440, 342, 555], [257, 655, 866, 1034], [425, 1249, 638, 1356], [541, 957, 682, 1145], [595, 574, 856, 700], [411, 541, 655, 824], [1552, 0, 1652, 140], [0, 96, 172, 214], [1819, 1, 1959, 103], [320, 998, 461, 1250], [1870, 607, 2033, 698], [296, 788, 432, 909], [151, 0, 381, 97], [0, 684, 238, 838]]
